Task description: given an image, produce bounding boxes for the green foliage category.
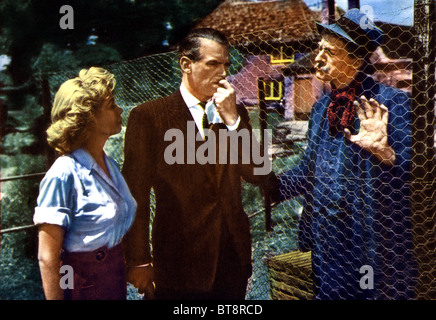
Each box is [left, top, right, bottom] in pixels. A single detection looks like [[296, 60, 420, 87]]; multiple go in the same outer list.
[[75, 43, 122, 68], [1, 0, 222, 84], [104, 128, 125, 169], [32, 42, 122, 74], [0, 113, 48, 299], [0, 231, 44, 300], [31, 44, 80, 74], [0, 152, 46, 300], [229, 47, 246, 76], [1, 154, 46, 226]]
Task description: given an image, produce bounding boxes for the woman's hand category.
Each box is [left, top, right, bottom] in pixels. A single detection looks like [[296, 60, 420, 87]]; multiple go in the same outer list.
[[127, 264, 155, 299]]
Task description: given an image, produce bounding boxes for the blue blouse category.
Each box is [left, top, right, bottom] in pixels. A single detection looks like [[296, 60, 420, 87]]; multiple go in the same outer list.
[[34, 148, 137, 252]]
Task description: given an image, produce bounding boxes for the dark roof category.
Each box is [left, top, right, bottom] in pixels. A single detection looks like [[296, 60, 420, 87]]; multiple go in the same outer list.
[[195, 0, 319, 46]]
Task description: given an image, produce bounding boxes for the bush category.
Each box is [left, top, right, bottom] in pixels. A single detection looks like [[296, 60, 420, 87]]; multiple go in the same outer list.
[[1, 130, 47, 299]]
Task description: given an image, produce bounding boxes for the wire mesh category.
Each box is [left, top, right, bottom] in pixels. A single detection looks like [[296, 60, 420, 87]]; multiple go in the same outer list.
[[1, 2, 435, 300]]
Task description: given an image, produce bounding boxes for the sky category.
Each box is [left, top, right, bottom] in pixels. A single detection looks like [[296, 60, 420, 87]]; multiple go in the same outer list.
[[303, 0, 414, 26]]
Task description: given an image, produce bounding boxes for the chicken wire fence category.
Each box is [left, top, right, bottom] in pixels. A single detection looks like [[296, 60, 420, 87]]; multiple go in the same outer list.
[[1, 3, 435, 300]]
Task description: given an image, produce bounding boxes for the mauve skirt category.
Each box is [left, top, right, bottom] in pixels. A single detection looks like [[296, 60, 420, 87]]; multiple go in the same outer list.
[[62, 243, 127, 300]]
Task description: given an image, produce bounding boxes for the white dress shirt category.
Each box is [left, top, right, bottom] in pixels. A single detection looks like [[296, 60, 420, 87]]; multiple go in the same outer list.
[[180, 83, 240, 139]]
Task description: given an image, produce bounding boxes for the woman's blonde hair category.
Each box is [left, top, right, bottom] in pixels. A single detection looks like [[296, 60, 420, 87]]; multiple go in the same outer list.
[[47, 67, 116, 155]]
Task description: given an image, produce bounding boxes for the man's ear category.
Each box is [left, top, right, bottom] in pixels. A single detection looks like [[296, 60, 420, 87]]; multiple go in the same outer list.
[[180, 56, 192, 74]]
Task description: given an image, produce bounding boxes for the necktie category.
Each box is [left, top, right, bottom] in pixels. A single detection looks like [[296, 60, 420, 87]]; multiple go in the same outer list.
[[199, 102, 210, 131]]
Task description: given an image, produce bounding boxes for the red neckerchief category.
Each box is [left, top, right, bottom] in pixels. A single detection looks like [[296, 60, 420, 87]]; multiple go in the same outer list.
[[327, 83, 358, 132]]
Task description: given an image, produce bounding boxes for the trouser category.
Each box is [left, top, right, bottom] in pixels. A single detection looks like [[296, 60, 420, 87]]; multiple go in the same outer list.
[[62, 243, 127, 300], [154, 232, 249, 300]]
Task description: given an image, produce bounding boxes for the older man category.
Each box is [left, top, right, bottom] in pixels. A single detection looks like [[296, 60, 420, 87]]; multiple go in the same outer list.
[[273, 9, 417, 299]]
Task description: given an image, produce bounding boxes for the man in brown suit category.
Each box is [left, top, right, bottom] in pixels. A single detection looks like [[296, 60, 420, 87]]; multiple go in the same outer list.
[[122, 28, 270, 300]]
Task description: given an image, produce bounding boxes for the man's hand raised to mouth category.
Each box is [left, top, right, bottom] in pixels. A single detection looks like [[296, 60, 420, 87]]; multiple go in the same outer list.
[[212, 79, 238, 126]]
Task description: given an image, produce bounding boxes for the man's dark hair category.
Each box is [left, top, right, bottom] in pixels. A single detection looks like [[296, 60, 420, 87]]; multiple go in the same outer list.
[[178, 28, 229, 64]]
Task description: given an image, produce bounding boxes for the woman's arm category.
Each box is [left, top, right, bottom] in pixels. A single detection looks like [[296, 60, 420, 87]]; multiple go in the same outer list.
[[37, 223, 65, 300]]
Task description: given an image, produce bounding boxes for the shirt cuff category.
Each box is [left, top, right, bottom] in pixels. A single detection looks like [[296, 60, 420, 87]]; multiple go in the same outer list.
[[33, 206, 71, 229], [226, 116, 241, 131]]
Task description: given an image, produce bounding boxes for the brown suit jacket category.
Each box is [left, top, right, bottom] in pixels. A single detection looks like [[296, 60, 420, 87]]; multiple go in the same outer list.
[[122, 89, 267, 292]]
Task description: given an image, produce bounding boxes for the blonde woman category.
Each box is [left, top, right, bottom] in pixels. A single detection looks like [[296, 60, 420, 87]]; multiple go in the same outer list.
[[34, 67, 136, 300]]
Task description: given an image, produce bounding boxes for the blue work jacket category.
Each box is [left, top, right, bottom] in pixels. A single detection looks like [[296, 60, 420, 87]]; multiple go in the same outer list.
[[278, 74, 417, 299]]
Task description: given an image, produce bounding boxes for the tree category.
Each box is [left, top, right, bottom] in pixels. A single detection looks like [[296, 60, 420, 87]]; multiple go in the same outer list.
[[0, 0, 222, 87]]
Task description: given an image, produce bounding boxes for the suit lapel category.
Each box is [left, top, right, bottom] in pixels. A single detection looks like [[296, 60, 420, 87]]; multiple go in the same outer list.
[[168, 90, 218, 184], [165, 90, 196, 131]]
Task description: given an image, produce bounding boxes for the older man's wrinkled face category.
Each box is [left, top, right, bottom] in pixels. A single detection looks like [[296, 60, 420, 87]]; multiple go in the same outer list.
[[314, 34, 363, 88]]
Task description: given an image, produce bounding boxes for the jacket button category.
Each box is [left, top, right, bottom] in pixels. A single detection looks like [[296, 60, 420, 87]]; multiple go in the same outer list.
[[96, 250, 106, 261]]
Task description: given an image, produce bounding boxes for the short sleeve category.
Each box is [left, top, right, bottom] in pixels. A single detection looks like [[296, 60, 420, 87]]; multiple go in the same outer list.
[[33, 165, 75, 229]]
